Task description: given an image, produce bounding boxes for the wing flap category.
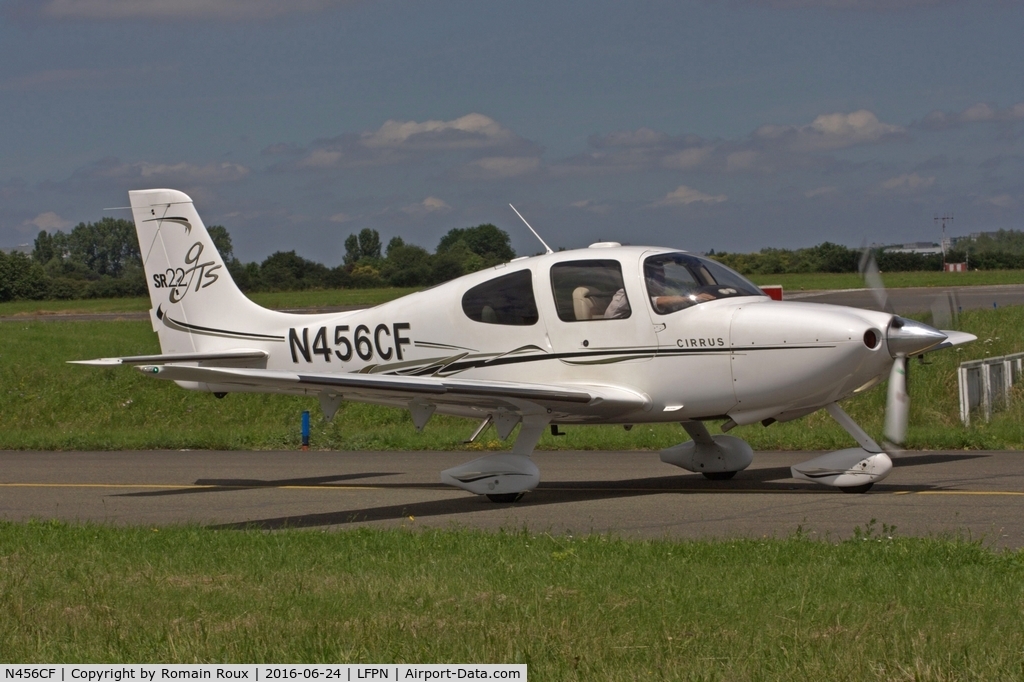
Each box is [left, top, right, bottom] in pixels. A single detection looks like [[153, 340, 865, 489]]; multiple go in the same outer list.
[[138, 364, 649, 418]]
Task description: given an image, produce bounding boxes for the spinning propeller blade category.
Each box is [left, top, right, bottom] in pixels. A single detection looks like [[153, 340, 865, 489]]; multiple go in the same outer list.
[[862, 246, 948, 451], [858, 247, 894, 314]]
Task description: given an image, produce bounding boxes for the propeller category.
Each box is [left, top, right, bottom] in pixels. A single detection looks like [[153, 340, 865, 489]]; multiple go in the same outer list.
[[884, 354, 908, 445], [860, 249, 948, 449]]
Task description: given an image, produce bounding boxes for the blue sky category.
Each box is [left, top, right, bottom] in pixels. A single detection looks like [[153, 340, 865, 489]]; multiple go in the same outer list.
[[2, 0, 1023, 262]]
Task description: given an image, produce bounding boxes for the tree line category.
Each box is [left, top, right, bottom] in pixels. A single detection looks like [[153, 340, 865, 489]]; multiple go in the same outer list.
[[3, 219, 1024, 303], [0, 218, 516, 302], [711, 233, 1024, 275]]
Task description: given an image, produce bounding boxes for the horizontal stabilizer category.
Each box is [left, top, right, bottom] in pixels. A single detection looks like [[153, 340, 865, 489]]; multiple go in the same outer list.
[[69, 350, 269, 367]]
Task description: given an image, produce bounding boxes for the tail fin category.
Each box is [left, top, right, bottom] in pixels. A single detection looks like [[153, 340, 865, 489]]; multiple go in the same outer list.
[[130, 189, 284, 355]]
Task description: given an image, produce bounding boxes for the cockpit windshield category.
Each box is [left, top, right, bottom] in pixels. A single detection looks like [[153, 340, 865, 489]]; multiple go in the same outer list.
[[644, 252, 764, 314]]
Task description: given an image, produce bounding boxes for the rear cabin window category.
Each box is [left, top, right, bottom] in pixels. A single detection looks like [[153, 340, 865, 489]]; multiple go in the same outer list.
[[550, 260, 631, 322], [461, 270, 539, 325]]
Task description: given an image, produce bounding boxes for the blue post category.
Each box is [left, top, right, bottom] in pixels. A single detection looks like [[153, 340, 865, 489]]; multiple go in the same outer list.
[[301, 410, 310, 450]]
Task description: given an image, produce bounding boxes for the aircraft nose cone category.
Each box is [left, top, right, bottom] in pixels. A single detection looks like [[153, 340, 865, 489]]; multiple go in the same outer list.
[[886, 316, 947, 357]]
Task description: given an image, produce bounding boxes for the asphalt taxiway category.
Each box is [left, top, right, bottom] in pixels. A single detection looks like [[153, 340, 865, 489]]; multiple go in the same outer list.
[[3, 449, 1022, 546]]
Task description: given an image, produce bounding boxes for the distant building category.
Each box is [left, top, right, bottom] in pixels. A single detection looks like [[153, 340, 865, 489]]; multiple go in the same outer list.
[[0, 244, 31, 255], [884, 241, 943, 255]]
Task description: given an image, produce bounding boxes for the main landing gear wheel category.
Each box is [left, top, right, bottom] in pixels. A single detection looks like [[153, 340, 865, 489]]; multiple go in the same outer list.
[[487, 492, 525, 503], [702, 471, 737, 480], [841, 482, 874, 494]]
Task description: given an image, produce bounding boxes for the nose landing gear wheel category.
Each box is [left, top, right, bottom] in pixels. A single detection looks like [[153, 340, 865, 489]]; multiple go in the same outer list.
[[702, 471, 737, 480], [840, 483, 874, 494], [487, 492, 525, 503]]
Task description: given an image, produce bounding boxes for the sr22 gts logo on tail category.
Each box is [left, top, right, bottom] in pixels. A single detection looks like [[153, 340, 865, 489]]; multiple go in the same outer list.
[[152, 242, 222, 303], [290, 323, 412, 364]]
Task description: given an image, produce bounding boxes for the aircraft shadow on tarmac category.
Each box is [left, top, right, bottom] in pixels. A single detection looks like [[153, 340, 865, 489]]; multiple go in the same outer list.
[[115, 472, 402, 497], [199, 452, 987, 531]]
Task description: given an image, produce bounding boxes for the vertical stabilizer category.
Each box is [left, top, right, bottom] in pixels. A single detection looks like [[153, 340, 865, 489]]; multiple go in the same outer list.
[[129, 189, 284, 355]]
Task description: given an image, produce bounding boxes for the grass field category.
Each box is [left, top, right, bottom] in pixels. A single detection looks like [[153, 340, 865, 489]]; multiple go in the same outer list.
[[1, 522, 1022, 678], [1, 306, 1023, 451], [2, 270, 1022, 317]]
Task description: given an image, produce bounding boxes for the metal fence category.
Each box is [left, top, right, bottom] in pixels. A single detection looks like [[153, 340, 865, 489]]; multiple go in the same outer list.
[[958, 353, 1024, 425]]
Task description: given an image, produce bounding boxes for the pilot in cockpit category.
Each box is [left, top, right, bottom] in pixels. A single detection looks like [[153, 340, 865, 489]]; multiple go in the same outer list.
[[645, 261, 716, 314], [604, 260, 715, 318]]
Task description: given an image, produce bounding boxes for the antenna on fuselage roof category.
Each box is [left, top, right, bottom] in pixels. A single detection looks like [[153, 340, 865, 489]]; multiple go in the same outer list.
[[509, 204, 553, 255]]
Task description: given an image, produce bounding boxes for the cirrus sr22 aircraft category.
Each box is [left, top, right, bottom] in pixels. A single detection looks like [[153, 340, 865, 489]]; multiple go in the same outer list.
[[74, 189, 976, 501]]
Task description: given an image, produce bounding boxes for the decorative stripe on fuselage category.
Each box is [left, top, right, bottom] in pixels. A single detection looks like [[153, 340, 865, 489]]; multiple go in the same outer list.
[[158, 308, 285, 342], [397, 342, 836, 376]]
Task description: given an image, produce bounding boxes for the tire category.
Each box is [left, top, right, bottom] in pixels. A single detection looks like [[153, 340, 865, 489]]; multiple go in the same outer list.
[[840, 483, 874, 494], [702, 471, 738, 481], [486, 492, 525, 503]]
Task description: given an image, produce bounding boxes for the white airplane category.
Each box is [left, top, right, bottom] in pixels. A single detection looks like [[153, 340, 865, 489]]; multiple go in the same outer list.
[[74, 189, 976, 501]]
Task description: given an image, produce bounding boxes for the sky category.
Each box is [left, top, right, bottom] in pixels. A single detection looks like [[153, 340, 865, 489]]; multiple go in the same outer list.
[[2, 0, 1024, 263]]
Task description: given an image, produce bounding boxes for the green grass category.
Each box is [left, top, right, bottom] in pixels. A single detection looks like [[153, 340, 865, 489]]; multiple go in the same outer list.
[[0, 296, 154, 316], [748, 269, 1024, 291], [1, 522, 1022, 678], [0, 288, 418, 317], [2, 306, 1024, 451]]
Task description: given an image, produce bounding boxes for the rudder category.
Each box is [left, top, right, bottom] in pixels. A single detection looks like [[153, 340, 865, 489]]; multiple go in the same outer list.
[[129, 189, 279, 355]]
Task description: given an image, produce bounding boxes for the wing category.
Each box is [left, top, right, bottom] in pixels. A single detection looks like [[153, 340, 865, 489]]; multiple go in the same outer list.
[[132, 363, 651, 422]]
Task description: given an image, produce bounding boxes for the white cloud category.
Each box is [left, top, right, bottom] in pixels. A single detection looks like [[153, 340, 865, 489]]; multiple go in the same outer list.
[[329, 212, 353, 223], [558, 110, 902, 179], [296, 149, 344, 169], [979, 194, 1017, 209], [662, 146, 713, 170], [281, 114, 533, 171], [422, 197, 450, 212], [917, 102, 1024, 130], [135, 161, 249, 182], [880, 173, 935, 192], [595, 128, 671, 148], [402, 197, 452, 216], [59, 158, 249, 194], [17, 0, 345, 21], [654, 185, 728, 207], [24, 211, 72, 232], [570, 200, 612, 214], [804, 186, 838, 198], [362, 114, 519, 151], [755, 110, 904, 151]]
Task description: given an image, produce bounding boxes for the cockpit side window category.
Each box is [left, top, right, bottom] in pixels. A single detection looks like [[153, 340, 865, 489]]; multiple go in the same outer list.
[[462, 269, 539, 325], [644, 253, 763, 314], [550, 260, 631, 322]]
